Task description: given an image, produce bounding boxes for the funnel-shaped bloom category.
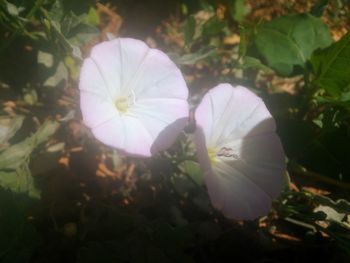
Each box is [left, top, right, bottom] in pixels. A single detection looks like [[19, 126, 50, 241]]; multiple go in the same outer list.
[[195, 84, 285, 220], [79, 38, 188, 156]]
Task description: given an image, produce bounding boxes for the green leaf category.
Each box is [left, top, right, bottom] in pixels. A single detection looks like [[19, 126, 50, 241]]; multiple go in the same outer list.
[[0, 120, 59, 170], [173, 46, 216, 65], [254, 13, 332, 76], [83, 7, 99, 26], [314, 205, 346, 224], [310, 0, 329, 17], [311, 32, 350, 96], [314, 90, 350, 109], [4, 0, 19, 16], [201, 16, 226, 38], [32, 120, 60, 145], [228, 0, 250, 22], [0, 141, 33, 170], [37, 50, 53, 68], [47, 0, 64, 22], [0, 165, 40, 198], [72, 27, 99, 45], [0, 115, 24, 147], [312, 194, 350, 215], [238, 26, 247, 58], [64, 55, 79, 80], [240, 56, 273, 72], [171, 175, 192, 197], [183, 16, 196, 46], [43, 62, 68, 87], [44, 4, 96, 59], [23, 88, 38, 105], [179, 160, 204, 186], [0, 121, 58, 197]]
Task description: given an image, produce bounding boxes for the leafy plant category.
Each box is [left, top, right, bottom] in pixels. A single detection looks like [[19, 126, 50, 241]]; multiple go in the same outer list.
[[252, 13, 333, 76], [0, 0, 350, 262]]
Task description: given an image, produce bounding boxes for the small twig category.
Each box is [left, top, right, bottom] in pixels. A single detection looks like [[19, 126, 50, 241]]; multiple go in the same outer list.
[[285, 217, 317, 232], [288, 161, 350, 191], [50, 202, 59, 231]]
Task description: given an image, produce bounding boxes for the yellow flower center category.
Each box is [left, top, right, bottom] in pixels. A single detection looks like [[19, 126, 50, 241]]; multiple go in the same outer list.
[[207, 147, 217, 165], [115, 96, 129, 113], [115, 91, 136, 113]]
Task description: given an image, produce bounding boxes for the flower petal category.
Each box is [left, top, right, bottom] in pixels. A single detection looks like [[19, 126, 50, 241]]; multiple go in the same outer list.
[[92, 115, 154, 157], [79, 58, 111, 97], [195, 84, 274, 148], [223, 133, 285, 199], [88, 41, 122, 98], [87, 38, 151, 97], [80, 90, 118, 129], [130, 98, 188, 154], [79, 57, 119, 128], [115, 38, 151, 95], [195, 84, 285, 220], [132, 49, 188, 100], [196, 127, 272, 220], [207, 160, 273, 220]]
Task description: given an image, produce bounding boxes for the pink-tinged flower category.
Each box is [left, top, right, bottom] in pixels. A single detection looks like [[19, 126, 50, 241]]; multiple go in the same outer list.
[[79, 38, 189, 157], [195, 84, 285, 220]]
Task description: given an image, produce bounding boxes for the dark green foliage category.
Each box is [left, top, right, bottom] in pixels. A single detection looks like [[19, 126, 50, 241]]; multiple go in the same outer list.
[[0, 0, 349, 262], [253, 13, 332, 75], [311, 32, 350, 96]]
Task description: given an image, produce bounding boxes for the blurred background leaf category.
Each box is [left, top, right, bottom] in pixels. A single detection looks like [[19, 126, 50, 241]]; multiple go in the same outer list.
[[311, 31, 350, 96], [251, 13, 332, 76]]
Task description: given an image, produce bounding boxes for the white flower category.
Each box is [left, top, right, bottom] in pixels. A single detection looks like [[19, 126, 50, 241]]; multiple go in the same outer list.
[[79, 38, 189, 157], [194, 84, 285, 220]]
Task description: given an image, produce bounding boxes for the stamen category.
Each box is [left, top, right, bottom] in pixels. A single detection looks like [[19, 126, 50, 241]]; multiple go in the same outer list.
[[115, 96, 129, 112], [130, 89, 136, 104], [115, 91, 136, 113], [207, 147, 217, 165], [217, 147, 239, 159], [208, 147, 240, 166]]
